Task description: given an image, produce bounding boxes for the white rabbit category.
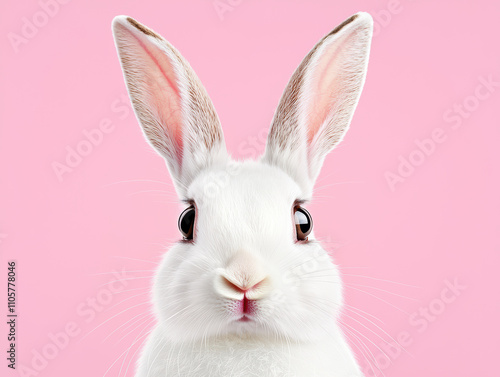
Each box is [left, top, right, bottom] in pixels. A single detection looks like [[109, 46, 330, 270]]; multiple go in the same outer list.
[[112, 12, 373, 377]]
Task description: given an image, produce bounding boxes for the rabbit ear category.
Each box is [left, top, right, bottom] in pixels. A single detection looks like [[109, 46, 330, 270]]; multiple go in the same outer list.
[[112, 16, 227, 197], [263, 13, 373, 197]]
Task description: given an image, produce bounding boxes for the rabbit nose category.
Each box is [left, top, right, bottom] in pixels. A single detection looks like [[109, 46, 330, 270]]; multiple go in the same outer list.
[[214, 252, 272, 301], [214, 274, 271, 300]]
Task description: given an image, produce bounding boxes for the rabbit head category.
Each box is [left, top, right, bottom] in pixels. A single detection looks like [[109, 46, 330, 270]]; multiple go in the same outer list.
[[112, 13, 373, 344]]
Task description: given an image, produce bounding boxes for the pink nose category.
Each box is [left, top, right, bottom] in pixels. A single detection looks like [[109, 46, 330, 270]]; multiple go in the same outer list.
[[213, 251, 272, 300], [220, 275, 267, 294], [214, 273, 271, 300]]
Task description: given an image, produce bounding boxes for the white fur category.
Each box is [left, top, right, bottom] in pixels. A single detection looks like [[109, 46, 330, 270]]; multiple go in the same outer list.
[[112, 12, 373, 377]]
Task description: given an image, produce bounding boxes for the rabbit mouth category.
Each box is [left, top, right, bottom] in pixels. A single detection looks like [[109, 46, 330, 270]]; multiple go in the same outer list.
[[241, 296, 256, 315], [228, 297, 259, 324], [237, 315, 252, 322]]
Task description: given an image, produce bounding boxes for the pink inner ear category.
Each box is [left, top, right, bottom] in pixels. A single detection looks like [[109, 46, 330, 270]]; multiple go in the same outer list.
[[126, 28, 184, 160], [307, 42, 343, 144]]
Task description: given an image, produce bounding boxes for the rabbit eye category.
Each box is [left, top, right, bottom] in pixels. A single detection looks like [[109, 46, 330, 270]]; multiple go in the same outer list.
[[294, 206, 313, 241], [178, 206, 195, 240]]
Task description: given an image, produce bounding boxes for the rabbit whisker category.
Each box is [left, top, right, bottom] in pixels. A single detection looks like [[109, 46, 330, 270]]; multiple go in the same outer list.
[[80, 301, 152, 343]]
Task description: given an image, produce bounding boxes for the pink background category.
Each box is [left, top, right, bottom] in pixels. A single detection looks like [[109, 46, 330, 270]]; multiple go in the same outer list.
[[1, 0, 499, 376]]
